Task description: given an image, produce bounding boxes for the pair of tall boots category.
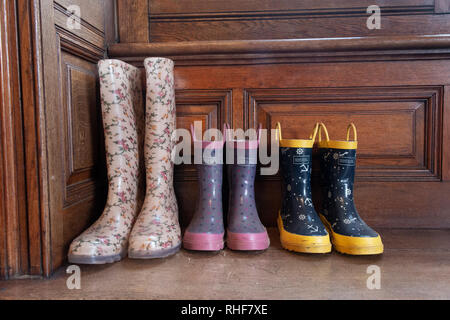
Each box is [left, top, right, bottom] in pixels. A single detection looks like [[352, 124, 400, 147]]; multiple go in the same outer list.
[[183, 125, 270, 251], [277, 122, 383, 255], [68, 58, 181, 264]]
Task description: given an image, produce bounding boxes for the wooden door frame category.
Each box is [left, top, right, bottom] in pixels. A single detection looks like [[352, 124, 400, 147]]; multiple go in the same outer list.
[[0, 0, 50, 279], [1, 0, 30, 279]]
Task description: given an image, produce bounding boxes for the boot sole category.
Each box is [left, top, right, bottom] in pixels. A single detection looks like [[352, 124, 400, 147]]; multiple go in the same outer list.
[[226, 229, 270, 251], [128, 243, 181, 259], [68, 248, 127, 265], [183, 231, 224, 251], [277, 214, 332, 254], [319, 214, 384, 255]]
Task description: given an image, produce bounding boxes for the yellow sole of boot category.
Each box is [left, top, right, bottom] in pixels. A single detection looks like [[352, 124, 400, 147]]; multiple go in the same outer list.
[[319, 214, 384, 255], [277, 214, 332, 254]]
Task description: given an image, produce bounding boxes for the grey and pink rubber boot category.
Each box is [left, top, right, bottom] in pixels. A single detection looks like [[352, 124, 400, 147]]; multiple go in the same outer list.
[[225, 124, 270, 251], [183, 125, 225, 251]]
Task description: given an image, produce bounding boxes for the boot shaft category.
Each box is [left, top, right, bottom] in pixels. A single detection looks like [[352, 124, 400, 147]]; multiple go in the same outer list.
[[98, 59, 143, 171], [276, 122, 328, 238], [279, 145, 314, 202], [128, 57, 182, 258], [317, 123, 358, 203], [197, 164, 223, 206], [317, 123, 377, 237], [143, 58, 176, 187], [98, 59, 144, 210], [319, 148, 356, 198], [224, 124, 266, 235], [278, 123, 317, 214], [188, 125, 225, 234]]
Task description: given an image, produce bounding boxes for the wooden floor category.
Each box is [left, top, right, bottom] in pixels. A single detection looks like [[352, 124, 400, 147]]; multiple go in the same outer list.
[[0, 228, 449, 300]]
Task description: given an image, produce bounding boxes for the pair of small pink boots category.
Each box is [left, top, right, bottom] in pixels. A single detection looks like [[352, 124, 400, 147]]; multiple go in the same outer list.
[[183, 125, 270, 252], [68, 58, 181, 264]]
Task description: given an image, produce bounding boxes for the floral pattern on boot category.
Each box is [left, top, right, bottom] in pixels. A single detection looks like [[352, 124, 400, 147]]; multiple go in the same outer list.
[[128, 57, 181, 258], [68, 59, 145, 264]]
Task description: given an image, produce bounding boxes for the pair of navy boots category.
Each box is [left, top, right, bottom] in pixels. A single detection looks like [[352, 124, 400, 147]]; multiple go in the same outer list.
[[277, 122, 383, 255]]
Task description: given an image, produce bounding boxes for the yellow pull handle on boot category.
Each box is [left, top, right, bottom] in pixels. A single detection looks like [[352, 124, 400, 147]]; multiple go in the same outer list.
[[318, 122, 330, 143], [346, 123, 358, 142], [275, 121, 283, 141], [275, 122, 320, 148], [309, 122, 320, 141], [317, 122, 357, 150]]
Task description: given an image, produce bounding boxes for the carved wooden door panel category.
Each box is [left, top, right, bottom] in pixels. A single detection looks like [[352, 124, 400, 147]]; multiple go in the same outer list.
[[37, 0, 114, 275]]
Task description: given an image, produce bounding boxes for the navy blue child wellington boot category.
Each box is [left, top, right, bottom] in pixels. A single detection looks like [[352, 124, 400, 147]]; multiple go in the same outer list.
[[276, 122, 331, 253], [317, 123, 383, 255]]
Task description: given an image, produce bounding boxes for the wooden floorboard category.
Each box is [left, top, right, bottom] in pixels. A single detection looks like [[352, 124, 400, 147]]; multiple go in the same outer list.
[[0, 228, 449, 300]]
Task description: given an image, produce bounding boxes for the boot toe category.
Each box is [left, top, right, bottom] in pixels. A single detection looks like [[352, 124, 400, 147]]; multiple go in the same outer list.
[[277, 215, 332, 253], [226, 229, 270, 251], [331, 233, 384, 255], [128, 235, 181, 259], [68, 236, 125, 264], [183, 231, 224, 251], [320, 214, 384, 255]]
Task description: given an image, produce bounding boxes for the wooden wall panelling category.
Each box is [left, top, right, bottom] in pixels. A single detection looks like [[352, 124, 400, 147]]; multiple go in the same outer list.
[[108, 36, 450, 65], [36, 0, 113, 275], [246, 87, 442, 182], [109, 38, 450, 229], [55, 0, 106, 32], [61, 52, 101, 206], [442, 86, 450, 180], [117, 0, 148, 43], [174, 89, 232, 227], [150, 0, 435, 15], [175, 89, 232, 133], [435, 0, 450, 13], [0, 0, 30, 279], [245, 86, 445, 229], [148, 0, 450, 42], [0, 118, 5, 278], [16, 0, 47, 277], [104, 0, 117, 44], [254, 180, 450, 229], [171, 61, 450, 89], [53, 1, 105, 60], [149, 16, 450, 42]]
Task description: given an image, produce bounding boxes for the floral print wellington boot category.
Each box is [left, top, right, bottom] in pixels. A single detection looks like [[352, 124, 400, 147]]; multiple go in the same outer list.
[[128, 57, 182, 259], [68, 59, 145, 264], [317, 123, 383, 255]]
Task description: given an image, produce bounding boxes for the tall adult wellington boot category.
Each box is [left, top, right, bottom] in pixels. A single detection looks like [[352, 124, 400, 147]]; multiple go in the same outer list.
[[276, 122, 331, 254], [68, 59, 144, 264], [128, 57, 181, 259], [318, 123, 383, 255], [183, 125, 225, 251], [225, 125, 270, 251]]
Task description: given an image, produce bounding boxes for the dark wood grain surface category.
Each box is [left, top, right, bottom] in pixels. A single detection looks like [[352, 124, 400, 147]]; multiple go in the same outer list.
[[148, 0, 450, 42]]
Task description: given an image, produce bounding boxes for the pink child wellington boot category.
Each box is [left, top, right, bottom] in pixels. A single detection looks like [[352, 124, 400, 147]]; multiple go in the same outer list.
[[128, 57, 182, 259], [68, 59, 145, 264]]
